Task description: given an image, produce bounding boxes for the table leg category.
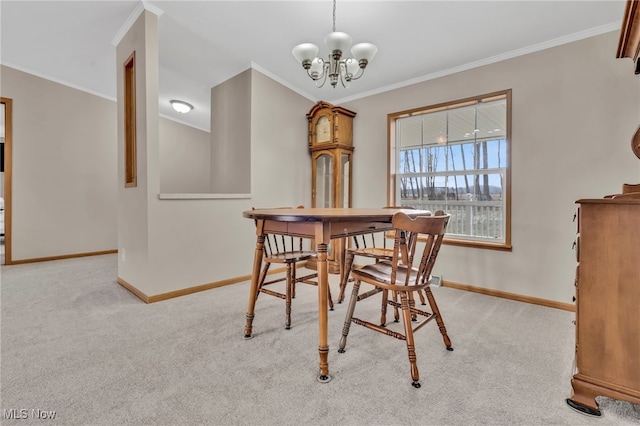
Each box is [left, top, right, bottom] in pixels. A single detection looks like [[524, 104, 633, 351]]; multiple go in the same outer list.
[[244, 233, 265, 339], [316, 242, 331, 383]]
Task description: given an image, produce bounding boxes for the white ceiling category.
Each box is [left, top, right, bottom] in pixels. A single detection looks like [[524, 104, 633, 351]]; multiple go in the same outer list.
[[0, 1, 627, 132]]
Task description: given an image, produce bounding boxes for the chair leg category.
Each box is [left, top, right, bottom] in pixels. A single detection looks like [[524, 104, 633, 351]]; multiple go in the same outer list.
[[399, 292, 421, 388], [285, 264, 294, 329], [328, 281, 334, 311], [380, 289, 389, 327], [291, 263, 297, 299], [256, 262, 271, 300], [338, 279, 361, 353], [417, 288, 427, 305], [424, 286, 453, 350], [392, 291, 400, 322], [338, 250, 355, 303], [408, 292, 418, 322]]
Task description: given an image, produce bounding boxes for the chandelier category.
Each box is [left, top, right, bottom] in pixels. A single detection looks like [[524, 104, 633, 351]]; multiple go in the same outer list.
[[292, 0, 377, 88]]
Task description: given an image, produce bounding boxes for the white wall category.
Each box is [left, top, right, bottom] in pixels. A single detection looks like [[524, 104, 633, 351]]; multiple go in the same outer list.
[[343, 31, 640, 304]]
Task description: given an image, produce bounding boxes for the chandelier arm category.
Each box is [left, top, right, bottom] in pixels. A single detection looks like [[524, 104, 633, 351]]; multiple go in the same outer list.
[[338, 61, 350, 88], [313, 62, 330, 88], [304, 57, 325, 81], [348, 67, 366, 81], [315, 72, 328, 88]]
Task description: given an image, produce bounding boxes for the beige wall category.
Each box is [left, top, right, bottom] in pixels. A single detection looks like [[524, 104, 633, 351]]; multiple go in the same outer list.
[[250, 69, 313, 205], [3, 28, 638, 305], [342, 31, 640, 304], [159, 118, 210, 193], [0, 63, 225, 263], [0, 24, 311, 299], [142, 69, 312, 296], [210, 70, 251, 194], [118, 6, 312, 297], [116, 8, 161, 293], [0, 64, 117, 260]]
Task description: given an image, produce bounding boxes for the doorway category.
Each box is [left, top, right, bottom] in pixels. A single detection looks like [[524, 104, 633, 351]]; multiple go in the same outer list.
[[1, 97, 12, 265]]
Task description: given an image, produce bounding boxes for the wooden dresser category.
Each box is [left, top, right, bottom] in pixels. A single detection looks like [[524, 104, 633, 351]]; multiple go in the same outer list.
[[567, 197, 640, 415], [568, 1, 640, 414]]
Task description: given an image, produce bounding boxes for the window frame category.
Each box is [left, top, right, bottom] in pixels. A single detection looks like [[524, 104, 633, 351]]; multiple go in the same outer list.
[[387, 89, 512, 251]]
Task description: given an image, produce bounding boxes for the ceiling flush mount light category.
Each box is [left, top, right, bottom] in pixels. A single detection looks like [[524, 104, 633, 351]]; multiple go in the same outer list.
[[170, 100, 194, 114], [292, 0, 377, 88]]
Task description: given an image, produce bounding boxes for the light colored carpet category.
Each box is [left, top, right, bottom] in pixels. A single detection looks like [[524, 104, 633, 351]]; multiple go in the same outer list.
[[1, 254, 638, 425]]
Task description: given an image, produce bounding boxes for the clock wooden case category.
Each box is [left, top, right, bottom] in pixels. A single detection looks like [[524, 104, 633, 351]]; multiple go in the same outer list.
[[307, 101, 356, 274]]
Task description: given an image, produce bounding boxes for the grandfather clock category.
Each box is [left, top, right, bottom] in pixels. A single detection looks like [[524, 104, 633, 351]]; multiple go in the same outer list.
[[307, 101, 356, 274]]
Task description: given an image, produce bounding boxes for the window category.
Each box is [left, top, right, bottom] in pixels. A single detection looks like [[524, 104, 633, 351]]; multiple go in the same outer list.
[[389, 90, 511, 250]]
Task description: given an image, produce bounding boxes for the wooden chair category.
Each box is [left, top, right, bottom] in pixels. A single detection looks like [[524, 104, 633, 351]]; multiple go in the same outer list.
[[338, 211, 453, 388], [253, 207, 333, 330], [337, 206, 416, 304]]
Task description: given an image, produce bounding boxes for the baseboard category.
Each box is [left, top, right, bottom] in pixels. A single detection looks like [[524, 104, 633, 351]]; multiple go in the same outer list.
[[117, 277, 150, 303], [442, 280, 575, 312], [12, 250, 573, 312], [8, 249, 118, 265], [117, 265, 290, 304]]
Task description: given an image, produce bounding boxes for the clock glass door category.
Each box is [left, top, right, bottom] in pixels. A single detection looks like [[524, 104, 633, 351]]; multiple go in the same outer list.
[[315, 154, 333, 208], [340, 153, 350, 208]]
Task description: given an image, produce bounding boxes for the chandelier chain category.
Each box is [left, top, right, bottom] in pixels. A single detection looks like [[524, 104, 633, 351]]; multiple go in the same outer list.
[[332, 0, 336, 32]]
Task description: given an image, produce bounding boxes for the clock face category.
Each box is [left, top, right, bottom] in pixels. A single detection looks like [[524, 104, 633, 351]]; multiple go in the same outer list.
[[316, 116, 331, 143]]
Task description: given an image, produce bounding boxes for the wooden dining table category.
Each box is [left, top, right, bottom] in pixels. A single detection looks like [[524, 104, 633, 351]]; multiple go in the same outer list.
[[242, 207, 431, 382]]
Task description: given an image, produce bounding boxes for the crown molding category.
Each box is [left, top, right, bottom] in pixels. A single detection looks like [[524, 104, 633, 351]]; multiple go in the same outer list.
[[0, 63, 116, 102], [333, 22, 621, 105], [111, 1, 165, 47]]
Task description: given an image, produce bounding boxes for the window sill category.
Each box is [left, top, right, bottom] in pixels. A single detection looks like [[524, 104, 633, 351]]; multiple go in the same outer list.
[[443, 238, 512, 251]]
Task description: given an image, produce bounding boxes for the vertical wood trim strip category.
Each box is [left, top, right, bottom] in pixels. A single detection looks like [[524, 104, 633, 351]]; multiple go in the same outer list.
[[124, 52, 137, 188]]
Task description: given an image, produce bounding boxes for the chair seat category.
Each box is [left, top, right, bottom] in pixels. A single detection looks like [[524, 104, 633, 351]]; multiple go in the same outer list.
[[351, 261, 431, 291], [265, 250, 316, 263]]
